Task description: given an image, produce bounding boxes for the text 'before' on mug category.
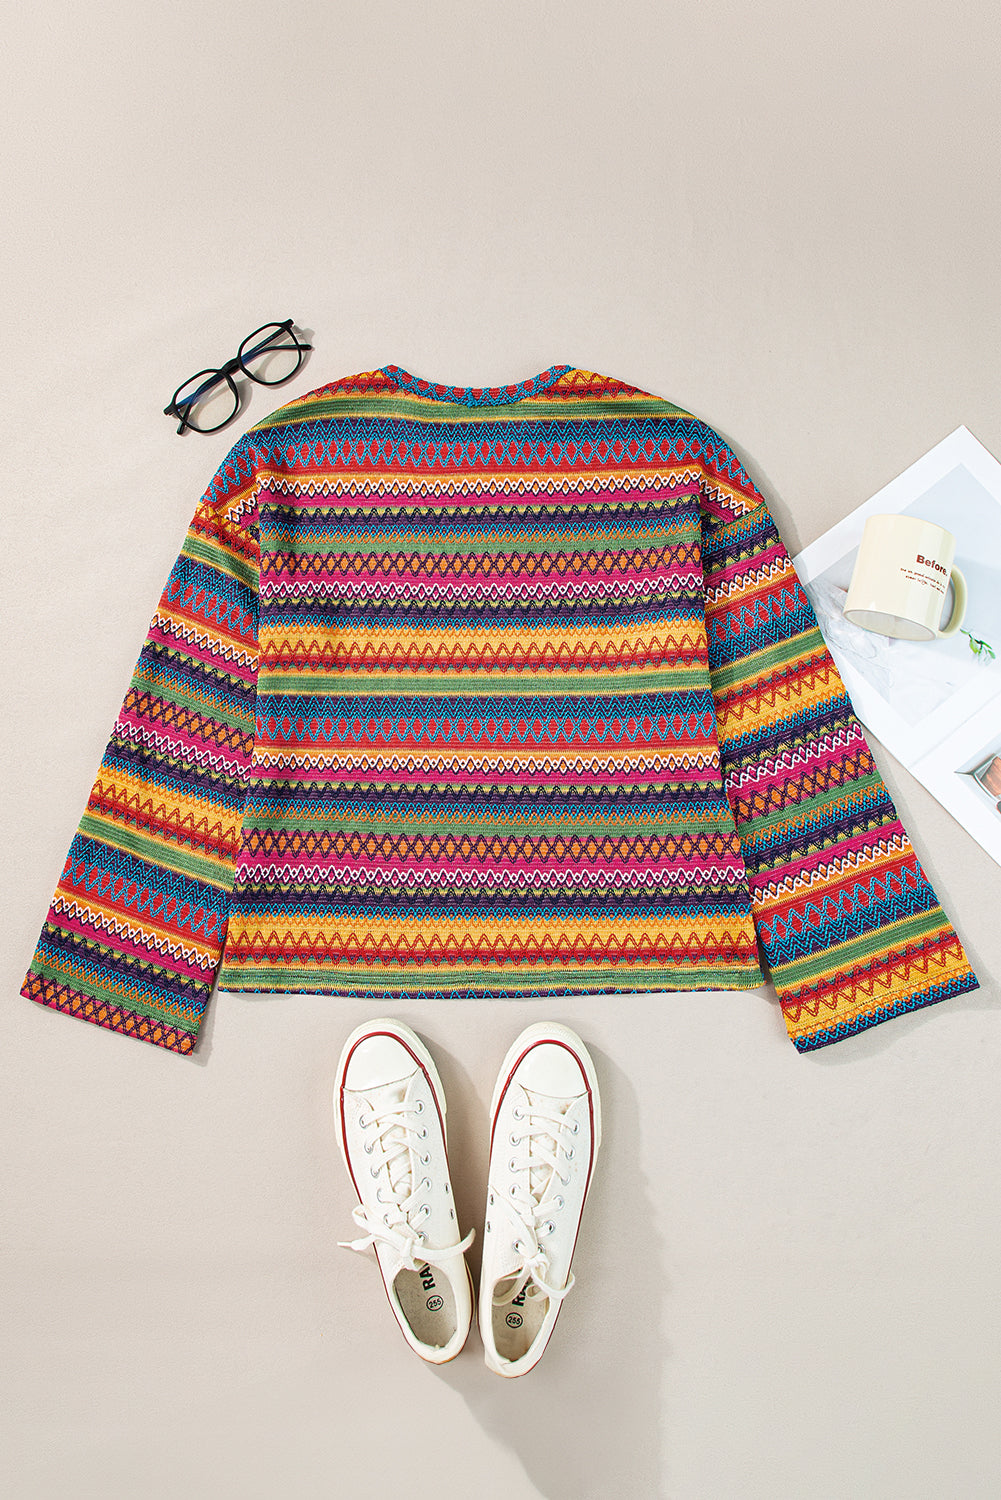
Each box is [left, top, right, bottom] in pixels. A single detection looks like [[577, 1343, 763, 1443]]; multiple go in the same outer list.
[[843, 513, 967, 641]]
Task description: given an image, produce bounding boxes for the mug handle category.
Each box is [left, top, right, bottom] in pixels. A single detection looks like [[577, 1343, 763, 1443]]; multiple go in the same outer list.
[[936, 566, 967, 638]]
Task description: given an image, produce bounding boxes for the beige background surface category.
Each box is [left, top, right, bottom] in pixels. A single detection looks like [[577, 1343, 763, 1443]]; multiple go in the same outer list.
[[2, 3, 1000, 1497]]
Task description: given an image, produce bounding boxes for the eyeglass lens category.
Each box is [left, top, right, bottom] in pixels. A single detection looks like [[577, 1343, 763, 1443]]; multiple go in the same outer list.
[[239, 322, 305, 386], [172, 369, 239, 433]]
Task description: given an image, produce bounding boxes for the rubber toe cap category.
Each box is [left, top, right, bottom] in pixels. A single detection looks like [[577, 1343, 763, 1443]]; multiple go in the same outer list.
[[343, 1032, 416, 1091], [515, 1039, 587, 1097]]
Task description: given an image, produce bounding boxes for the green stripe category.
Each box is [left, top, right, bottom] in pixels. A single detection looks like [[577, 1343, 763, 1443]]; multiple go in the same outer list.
[[260, 522, 698, 557], [258, 668, 709, 696], [30, 959, 199, 1035], [77, 816, 235, 891], [218, 962, 763, 993], [264, 493, 697, 519], [242, 809, 735, 834], [772, 910, 946, 988], [182, 534, 258, 592], [736, 773, 884, 836], [710, 627, 829, 692], [251, 396, 690, 429], [130, 670, 253, 731]]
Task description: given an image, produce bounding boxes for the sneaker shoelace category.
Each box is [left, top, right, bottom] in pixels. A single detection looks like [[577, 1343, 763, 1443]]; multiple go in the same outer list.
[[493, 1091, 579, 1309], [339, 1082, 473, 1278]]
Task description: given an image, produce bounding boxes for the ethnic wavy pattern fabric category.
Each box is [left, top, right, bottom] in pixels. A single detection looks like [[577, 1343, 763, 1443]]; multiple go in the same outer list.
[[22, 364, 978, 1055]]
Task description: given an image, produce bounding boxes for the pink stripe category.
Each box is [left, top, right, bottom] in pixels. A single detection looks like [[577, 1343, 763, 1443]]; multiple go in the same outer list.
[[262, 558, 700, 591], [237, 854, 748, 879], [707, 538, 787, 588], [256, 759, 724, 788], [260, 479, 702, 514]]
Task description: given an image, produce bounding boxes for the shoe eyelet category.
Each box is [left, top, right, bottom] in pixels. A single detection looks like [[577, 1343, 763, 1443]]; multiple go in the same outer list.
[[509, 1132, 520, 1147], [421, 1152, 431, 1165], [545, 1222, 556, 1236], [488, 1194, 494, 1206], [419, 1127, 428, 1139], [566, 1147, 575, 1160], [358, 1114, 371, 1130], [422, 1178, 431, 1191], [444, 1184, 450, 1194], [370, 1166, 380, 1179], [571, 1121, 580, 1135], [363, 1141, 375, 1155], [449, 1208, 455, 1219], [512, 1106, 524, 1120], [508, 1159, 518, 1173], [415, 1101, 424, 1113], [509, 1185, 518, 1197], [554, 1195, 565, 1209]]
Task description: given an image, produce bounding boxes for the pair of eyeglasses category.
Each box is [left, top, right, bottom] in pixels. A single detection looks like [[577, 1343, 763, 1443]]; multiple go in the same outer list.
[[163, 319, 312, 434]]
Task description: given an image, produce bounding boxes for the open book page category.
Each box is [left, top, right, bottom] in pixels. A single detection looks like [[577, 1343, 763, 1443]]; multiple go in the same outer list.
[[792, 427, 1001, 868]]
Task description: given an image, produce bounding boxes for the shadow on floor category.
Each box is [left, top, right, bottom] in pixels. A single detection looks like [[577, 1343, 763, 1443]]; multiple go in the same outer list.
[[437, 1043, 669, 1499]]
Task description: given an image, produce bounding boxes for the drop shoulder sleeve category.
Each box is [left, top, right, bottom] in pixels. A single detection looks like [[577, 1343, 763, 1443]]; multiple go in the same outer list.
[[695, 426, 978, 1051], [21, 437, 261, 1056]]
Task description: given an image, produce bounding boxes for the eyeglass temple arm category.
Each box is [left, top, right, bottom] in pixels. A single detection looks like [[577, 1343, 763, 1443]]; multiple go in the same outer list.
[[162, 398, 194, 433], [241, 332, 313, 359]]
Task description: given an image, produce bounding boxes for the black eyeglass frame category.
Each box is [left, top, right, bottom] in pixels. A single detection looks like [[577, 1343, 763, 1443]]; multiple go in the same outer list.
[[163, 319, 313, 434]]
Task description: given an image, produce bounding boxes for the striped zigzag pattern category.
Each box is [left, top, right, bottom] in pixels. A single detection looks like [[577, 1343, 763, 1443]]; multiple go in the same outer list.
[[23, 364, 978, 1054]]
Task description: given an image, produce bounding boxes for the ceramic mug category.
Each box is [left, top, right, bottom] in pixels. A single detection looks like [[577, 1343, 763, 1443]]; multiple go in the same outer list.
[[843, 514, 967, 640]]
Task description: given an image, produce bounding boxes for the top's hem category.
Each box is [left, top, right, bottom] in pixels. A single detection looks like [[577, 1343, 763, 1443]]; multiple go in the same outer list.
[[215, 974, 768, 1000]]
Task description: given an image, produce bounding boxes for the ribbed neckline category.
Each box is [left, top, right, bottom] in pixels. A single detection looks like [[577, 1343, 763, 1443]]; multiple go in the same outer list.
[[381, 363, 572, 407]]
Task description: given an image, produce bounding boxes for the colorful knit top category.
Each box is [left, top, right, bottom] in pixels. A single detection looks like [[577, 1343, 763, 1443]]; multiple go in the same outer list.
[[22, 364, 978, 1056]]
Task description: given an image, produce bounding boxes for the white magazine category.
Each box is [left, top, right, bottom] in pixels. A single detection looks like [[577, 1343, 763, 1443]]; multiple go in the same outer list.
[[791, 426, 1001, 868]]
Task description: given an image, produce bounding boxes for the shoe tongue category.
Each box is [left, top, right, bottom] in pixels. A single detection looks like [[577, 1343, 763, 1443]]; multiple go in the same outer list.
[[522, 1088, 570, 1204], [365, 1079, 414, 1200]]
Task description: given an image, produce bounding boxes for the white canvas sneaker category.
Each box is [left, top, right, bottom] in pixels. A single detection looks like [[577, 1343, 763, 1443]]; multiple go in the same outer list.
[[334, 1018, 474, 1364], [478, 1022, 602, 1377]]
